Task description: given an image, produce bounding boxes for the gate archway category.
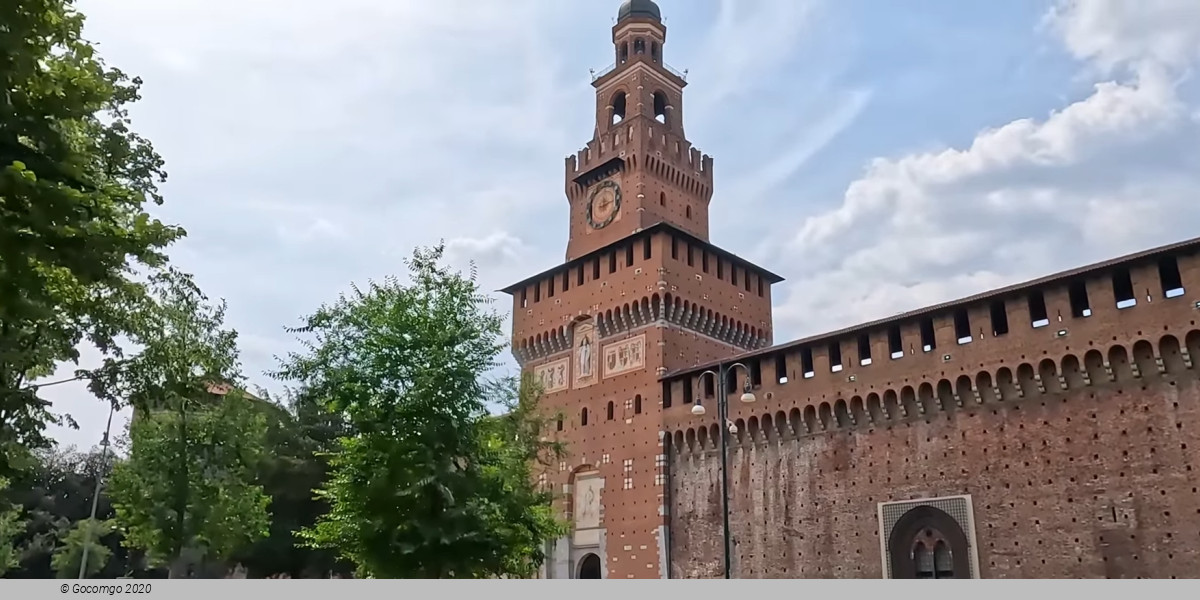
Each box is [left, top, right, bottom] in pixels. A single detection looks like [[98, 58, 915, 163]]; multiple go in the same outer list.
[[887, 505, 971, 579], [577, 553, 601, 579]]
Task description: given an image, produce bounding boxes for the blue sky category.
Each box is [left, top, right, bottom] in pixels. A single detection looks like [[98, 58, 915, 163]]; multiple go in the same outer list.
[[44, 0, 1200, 449]]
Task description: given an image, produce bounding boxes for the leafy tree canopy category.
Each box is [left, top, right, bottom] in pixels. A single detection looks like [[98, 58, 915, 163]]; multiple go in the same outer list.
[[0, 0, 184, 474], [51, 518, 115, 578], [228, 386, 353, 579], [109, 395, 270, 577], [275, 245, 563, 578], [102, 270, 270, 578], [0, 477, 25, 576]]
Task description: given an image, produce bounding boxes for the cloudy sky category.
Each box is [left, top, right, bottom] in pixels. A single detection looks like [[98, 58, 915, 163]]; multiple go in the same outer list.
[[43, 0, 1200, 449]]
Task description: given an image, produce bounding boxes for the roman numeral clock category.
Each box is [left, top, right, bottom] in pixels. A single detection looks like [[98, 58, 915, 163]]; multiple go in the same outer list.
[[587, 179, 621, 229]]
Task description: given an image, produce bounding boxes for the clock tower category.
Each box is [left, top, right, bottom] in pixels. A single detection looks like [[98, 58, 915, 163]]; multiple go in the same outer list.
[[564, 0, 712, 262], [503, 0, 782, 579]]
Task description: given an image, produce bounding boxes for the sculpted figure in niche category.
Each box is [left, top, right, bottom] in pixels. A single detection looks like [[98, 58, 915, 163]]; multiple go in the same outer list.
[[574, 320, 598, 387], [579, 334, 592, 377]]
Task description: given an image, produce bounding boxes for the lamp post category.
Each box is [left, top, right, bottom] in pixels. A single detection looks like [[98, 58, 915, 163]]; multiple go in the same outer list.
[[689, 362, 756, 579], [79, 402, 116, 579]]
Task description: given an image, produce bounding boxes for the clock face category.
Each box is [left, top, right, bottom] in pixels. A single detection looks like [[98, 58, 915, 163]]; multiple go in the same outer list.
[[587, 180, 621, 229]]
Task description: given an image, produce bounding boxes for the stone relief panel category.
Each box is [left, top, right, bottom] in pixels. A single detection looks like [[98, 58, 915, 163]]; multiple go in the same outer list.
[[575, 474, 602, 530], [573, 471, 604, 547], [534, 357, 570, 394], [603, 334, 646, 379], [573, 319, 599, 389]]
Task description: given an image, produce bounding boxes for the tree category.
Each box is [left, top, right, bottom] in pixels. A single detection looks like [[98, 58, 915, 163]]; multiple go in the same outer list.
[[7, 447, 119, 578], [228, 387, 353, 578], [0, 477, 25, 576], [108, 396, 270, 578], [475, 375, 566, 577], [101, 269, 270, 578], [274, 244, 564, 578], [50, 518, 114, 578], [3, 446, 160, 579], [0, 0, 184, 476]]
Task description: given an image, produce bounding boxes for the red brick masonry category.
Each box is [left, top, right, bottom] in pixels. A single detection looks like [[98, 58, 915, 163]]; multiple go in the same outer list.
[[664, 241, 1200, 579]]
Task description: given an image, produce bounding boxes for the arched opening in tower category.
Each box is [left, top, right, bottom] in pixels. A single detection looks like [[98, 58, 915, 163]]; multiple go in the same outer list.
[[652, 91, 668, 124], [577, 553, 602, 579], [612, 91, 627, 125]]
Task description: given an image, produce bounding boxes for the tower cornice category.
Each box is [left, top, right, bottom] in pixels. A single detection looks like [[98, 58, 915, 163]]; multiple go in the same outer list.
[[591, 59, 687, 90], [498, 221, 785, 296]]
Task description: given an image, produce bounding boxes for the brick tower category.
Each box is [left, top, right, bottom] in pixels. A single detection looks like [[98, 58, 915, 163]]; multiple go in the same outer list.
[[502, 0, 783, 579]]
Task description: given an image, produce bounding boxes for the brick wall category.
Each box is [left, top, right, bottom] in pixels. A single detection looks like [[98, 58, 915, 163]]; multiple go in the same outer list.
[[668, 330, 1200, 578], [663, 243, 1200, 579]]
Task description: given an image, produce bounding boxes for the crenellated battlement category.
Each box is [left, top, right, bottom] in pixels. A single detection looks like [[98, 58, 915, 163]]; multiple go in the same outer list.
[[661, 235, 1200, 431], [666, 332, 1198, 454], [564, 117, 713, 181]]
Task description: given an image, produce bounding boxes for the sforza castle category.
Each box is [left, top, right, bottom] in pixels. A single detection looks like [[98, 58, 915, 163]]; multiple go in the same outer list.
[[501, 0, 1200, 580]]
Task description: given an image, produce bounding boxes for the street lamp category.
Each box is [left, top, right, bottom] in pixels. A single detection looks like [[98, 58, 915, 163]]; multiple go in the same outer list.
[[688, 362, 755, 579], [79, 402, 116, 579]]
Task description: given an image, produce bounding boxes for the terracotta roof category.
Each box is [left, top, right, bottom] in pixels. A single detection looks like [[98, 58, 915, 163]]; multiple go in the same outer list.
[[498, 221, 784, 294], [662, 234, 1200, 381]]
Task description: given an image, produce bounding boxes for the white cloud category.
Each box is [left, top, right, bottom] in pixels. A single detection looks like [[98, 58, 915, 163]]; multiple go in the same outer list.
[[772, 0, 1200, 337], [1045, 0, 1200, 74]]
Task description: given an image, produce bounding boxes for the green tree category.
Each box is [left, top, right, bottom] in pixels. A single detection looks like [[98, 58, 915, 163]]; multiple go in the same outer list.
[[0, 477, 25, 575], [3, 446, 147, 579], [0, 0, 184, 475], [50, 518, 114, 578], [229, 387, 353, 578], [476, 375, 566, 577], [109, 397, 270, 578], [274, 245, 563, 578], [102, 270, 270, 578]]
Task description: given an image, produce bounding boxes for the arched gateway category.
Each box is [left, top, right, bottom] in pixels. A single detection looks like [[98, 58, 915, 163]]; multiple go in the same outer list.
[[887, 505, 972, 579], [577, 553, 602, 579]]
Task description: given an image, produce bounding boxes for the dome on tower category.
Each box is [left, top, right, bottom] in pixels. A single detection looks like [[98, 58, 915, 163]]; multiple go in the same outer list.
[[617, 0, 661, 22]]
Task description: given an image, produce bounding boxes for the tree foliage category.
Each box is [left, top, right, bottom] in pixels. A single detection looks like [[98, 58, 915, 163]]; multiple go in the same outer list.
[[108, 396, 270, 577], [101, 270, 269, 577], [50, 518, 115, 578], [2, 446, 156, 579], [475, 375, 566, 577], [228, 387, 353, 578], [0, 0, 184, 474], [6, 403, 351, 579], [0, 477, 25, 576], [274, 245, 563, 578]]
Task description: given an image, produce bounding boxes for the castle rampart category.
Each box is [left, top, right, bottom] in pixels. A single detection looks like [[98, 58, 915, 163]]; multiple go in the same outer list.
[[662, 237, 1200, 578]]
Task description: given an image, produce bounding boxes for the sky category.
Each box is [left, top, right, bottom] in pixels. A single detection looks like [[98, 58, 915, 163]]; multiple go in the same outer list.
[[41, 0, 1200, 450]]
